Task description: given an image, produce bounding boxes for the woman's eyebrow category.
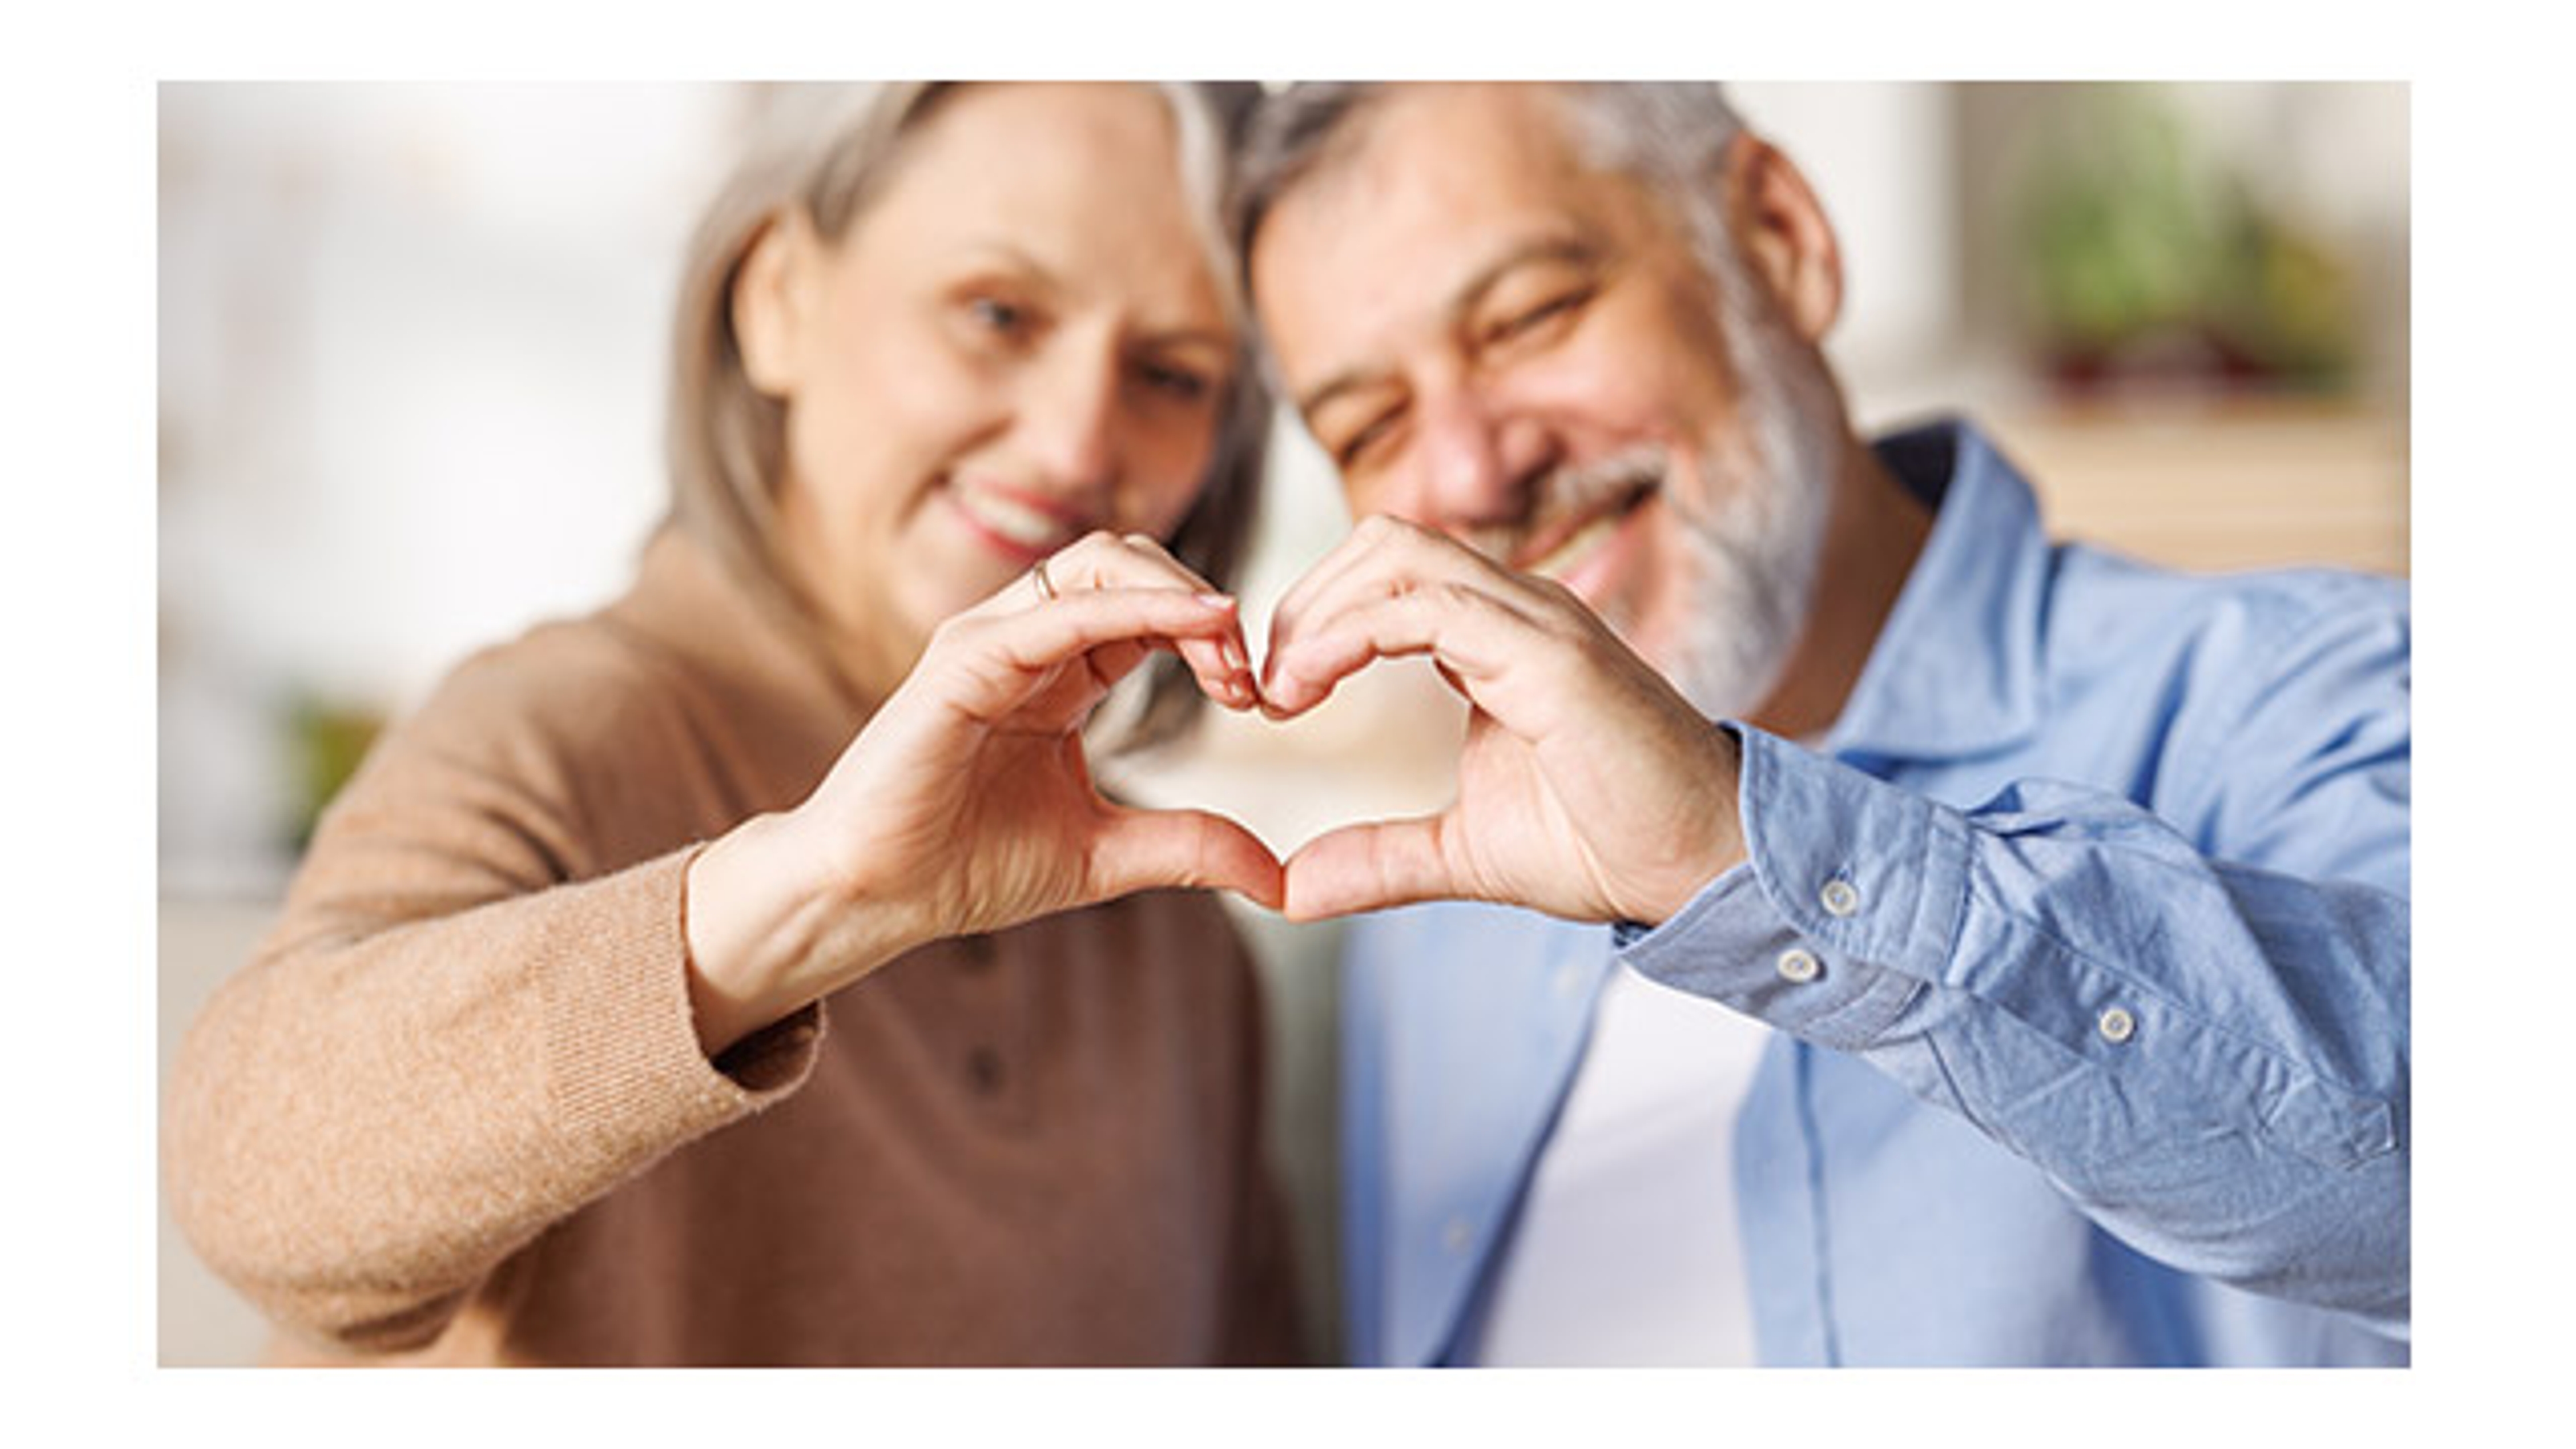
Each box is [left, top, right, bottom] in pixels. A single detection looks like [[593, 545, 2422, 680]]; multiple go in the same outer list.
[[957, 238, 1230, 352], [1135, 323, 1234, 354], [953, 238, 1055, 280]]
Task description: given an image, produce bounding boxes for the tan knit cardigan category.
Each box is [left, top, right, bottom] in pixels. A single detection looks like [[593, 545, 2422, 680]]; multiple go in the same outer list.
[[164, 527, 1304, 1366]]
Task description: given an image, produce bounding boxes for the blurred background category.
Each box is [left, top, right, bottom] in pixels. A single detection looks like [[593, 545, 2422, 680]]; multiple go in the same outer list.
[[157, 81, 2409, 1365]]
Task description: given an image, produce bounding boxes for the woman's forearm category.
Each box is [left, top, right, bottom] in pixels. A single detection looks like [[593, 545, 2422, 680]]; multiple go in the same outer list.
[[680, 808, 924, 1058]]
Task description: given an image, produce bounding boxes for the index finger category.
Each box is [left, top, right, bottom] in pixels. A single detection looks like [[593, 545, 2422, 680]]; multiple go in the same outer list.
[[927, 587, 1248, 725], [1263, 515, 1542, 698], [969, 531, 1256, 708], [1260, 579, 1542, 719]]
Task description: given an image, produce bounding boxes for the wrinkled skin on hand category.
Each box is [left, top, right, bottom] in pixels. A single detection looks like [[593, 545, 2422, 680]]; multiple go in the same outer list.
[[1258, 515, 1748, 926]]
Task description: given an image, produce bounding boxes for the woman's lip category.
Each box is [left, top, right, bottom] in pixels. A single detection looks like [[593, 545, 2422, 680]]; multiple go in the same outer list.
[[961, 476, 1089, 530], [941, 487, 1062, 567], [941, 478, 1092, 566]]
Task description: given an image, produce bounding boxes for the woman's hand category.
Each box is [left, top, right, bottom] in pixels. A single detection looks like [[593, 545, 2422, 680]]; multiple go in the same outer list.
[[682, 531, 1276, 1056]]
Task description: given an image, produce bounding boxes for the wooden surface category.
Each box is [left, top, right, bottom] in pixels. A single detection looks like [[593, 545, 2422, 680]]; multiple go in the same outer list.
[[1980, 396, 2410, 578]]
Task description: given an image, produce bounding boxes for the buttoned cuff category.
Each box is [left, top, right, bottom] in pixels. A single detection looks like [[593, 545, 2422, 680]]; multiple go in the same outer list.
[[1615, 724, 1967, 1051]]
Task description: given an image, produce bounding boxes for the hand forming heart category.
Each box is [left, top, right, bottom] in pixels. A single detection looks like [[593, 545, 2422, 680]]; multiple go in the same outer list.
[[680, 522, 1749, 1055], [1254, 514, 1749, 926]]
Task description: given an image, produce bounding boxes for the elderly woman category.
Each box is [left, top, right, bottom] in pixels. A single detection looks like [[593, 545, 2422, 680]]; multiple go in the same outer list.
[[164, 82, 1304, 1366]]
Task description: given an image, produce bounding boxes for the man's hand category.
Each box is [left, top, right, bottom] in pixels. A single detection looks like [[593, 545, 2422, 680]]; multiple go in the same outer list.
[[1259, 515, 1749, 924]]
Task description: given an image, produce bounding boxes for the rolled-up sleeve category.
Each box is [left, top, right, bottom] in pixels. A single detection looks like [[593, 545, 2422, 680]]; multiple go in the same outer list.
[[1621, 724, 2408, 1338]]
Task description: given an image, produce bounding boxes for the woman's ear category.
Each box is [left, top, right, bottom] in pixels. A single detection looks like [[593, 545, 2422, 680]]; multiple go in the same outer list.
[[733, 209, 819, 399], [1719, 133, 1843, 344]]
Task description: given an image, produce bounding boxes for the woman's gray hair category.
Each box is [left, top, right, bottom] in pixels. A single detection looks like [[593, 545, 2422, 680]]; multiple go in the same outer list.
[[665, 81, 1268, 751]]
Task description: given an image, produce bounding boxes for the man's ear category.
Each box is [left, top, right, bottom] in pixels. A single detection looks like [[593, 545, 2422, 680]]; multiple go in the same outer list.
[[733, 208, 820, 400], [1719, 133, 1843, 344]]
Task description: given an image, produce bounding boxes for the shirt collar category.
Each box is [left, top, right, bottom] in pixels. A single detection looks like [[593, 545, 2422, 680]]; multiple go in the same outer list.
[[1819, 418, 2049, 763]]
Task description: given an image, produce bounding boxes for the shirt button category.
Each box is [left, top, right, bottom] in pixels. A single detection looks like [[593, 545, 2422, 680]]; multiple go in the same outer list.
[[1819, 879, 1862, 917], [1776, 947, 1823, 983], [2097, 1007, 2137, 1044], [1442, 1217, 1475, 1254]]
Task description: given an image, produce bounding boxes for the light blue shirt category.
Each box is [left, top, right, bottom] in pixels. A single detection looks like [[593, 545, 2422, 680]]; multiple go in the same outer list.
[[1340, 419, 2410, 1366]]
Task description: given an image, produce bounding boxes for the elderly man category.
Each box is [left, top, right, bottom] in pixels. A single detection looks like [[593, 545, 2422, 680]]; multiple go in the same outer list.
[[1233, 83, 2408, 1366]]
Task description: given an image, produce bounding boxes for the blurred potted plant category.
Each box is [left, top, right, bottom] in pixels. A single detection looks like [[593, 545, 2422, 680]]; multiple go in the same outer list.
[[285, 692, 384, 853], [2019, 86, 2358, 394]]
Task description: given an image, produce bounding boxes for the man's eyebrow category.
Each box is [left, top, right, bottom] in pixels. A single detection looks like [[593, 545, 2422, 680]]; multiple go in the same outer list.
[[1293, 233, 1603, 418], [1449, 234, 1603, 323], [1296, 364, 1395, 420]]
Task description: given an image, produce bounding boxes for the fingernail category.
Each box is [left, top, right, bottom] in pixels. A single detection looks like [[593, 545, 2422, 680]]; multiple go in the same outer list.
[[1197, 592, 1236, 610], [1221, 636, 1246, 672]]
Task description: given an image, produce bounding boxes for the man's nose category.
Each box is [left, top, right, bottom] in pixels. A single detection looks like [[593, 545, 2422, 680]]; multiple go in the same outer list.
[[1389, 384, 1550, 538]]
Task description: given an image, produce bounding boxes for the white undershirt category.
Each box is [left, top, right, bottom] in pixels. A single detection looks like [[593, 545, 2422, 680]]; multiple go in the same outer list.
[[1463, 961, 1772, 1366]]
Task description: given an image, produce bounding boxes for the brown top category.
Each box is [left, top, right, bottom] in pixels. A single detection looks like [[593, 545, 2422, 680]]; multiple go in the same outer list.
[[163, 527, 1303, 1366]]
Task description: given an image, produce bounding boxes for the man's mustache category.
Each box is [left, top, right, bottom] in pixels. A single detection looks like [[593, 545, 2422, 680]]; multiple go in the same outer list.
[[1452, 444, 1668, 568]]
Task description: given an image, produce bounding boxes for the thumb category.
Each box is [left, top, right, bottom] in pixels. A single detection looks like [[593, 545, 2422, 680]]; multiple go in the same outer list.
[[1088, 804, 1286, 912], [1279, 814, 1461, 921]]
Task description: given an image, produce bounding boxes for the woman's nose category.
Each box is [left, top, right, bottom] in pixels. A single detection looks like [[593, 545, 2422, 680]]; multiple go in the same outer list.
[[1015, 339, 1122, 502]]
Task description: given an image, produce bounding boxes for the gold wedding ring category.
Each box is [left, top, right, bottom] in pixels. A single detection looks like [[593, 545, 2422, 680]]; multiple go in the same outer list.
[[1030, 557, 1057, 602]]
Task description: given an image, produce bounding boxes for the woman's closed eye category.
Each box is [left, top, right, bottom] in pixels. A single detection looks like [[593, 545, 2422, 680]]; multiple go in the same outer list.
[[1132, 358, 1217, 407]]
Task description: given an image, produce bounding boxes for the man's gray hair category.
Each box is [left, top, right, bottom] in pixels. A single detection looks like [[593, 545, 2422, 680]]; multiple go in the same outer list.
[[1229, 83, 1845, 723], [1230, 82, 1749, 289]]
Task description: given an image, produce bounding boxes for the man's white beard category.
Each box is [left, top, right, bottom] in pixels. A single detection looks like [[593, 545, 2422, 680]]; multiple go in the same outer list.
[[1662, 312, 1841, 724]]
